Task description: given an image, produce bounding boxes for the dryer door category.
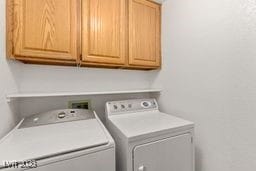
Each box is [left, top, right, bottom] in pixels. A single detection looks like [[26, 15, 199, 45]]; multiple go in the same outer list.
[[133, 134, 193, 171]]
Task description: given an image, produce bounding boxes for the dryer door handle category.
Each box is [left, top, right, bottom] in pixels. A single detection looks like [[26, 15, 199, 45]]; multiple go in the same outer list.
[[138, 165, 146, 171]]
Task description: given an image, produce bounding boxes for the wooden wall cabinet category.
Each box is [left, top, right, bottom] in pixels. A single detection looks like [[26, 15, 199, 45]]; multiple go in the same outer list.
[[8, 0, 79, 65], [81, 0, 126, 66], [129, 0, 161, 67], [7, 0, 161, 69]]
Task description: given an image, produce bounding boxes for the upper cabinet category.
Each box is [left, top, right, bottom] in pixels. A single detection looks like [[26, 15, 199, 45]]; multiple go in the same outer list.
[[10, 0, 79, 64], [81, 0, 126, 65], [129, 0, 161, 67], [7, 0, 161, 69]]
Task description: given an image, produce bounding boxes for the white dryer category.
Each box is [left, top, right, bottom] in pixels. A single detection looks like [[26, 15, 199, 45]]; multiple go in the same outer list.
[[0, 109, 115, 171], [105, 99, 194, 171]]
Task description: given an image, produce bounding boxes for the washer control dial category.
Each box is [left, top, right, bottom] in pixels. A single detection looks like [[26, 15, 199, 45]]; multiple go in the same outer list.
[[58, 112, 66, 119], [33, 117, 39, 123]]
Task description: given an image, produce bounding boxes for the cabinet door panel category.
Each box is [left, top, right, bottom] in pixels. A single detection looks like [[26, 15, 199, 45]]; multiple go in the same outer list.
[[129, 0, 161, 67], [82, 0, 126, 64], [13, 0, 78, 61], [134, 134, 193, 171]]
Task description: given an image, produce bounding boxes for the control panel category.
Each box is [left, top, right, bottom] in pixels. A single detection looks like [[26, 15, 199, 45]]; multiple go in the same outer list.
[[106, 99, 158, 116], [19, 109, 95, 129]]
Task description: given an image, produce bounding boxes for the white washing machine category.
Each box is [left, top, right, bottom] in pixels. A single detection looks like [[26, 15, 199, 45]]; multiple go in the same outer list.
[[105, 99, 194, 171], [0, 109, 115, 171]]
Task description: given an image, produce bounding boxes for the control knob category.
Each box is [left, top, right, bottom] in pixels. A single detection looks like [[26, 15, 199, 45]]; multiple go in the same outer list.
[[58, 112, 66, 119], [142, 101, 151, 108], [121, 104, 125, 109], [113, 105, 118, 110]]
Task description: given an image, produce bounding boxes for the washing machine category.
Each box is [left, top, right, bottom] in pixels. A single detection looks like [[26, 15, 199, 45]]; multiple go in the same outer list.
[[0, 109, 115, 171], [105, 99, 194, 171]]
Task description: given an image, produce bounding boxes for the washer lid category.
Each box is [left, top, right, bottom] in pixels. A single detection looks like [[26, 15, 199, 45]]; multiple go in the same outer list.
[[108, 111, 194, 141], [0, 118, 109, 163]]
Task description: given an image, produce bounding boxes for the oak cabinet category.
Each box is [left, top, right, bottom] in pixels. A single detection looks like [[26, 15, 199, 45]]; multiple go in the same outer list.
[[10, 0, 79, 64], [129, 0, 161, 67], [7, 0, 161, 69], [81, 0, 126, 65]]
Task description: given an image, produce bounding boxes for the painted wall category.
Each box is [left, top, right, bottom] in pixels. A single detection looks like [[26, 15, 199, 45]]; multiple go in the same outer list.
[[18, 65, 154, 93], [0, 0, 21, 138], [152, 0, 256, 171]]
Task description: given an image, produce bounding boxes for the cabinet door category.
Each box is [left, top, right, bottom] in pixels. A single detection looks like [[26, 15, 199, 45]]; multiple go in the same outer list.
[[82, 0, 126, 65], [13, 0, 78, 61], [134, 134, 194, 171], [129, 0, 161, 67]]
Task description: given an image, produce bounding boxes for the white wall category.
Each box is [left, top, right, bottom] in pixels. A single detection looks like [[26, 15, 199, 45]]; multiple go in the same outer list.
[[0, 0, 21, 138], [18, 65, 153, 93], [152, 0, 256, 171]]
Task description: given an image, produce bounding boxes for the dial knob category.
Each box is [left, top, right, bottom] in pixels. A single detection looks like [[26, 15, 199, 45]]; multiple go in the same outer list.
[[121, 104, 125, 109], [33, 117, 39, 123], [138, 166, 145, 171], [113, 105, 118, 110], [58, 112, 66, 119], [142, 101, 151, 108]]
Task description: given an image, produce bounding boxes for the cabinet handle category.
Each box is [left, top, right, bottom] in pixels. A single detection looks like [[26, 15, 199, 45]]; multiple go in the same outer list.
[[138, 166, 146, 171]]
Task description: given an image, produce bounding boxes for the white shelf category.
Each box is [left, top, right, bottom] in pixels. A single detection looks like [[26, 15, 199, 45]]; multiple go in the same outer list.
[[6, 89, 161, 102]]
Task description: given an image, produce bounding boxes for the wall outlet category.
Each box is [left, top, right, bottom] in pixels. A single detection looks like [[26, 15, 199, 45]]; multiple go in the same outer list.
[[68, 100, 91, 109]]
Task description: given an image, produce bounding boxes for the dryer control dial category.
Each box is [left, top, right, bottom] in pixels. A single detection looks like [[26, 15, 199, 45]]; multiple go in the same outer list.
[[113, 105, 118, 110], [121, 104, 126, 109], [141, 101, 151, 108]]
